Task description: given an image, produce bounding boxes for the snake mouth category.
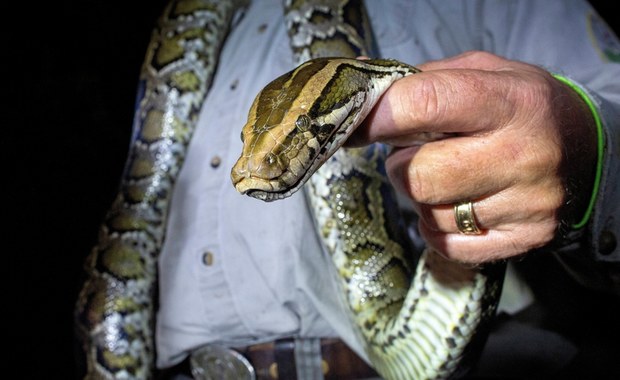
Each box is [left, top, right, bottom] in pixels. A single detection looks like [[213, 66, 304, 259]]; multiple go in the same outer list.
[[233, 175, 300, 202], [231, 149, 323, 202], [246, 189, 289, 202], [232, 155, 321, 201], [234, 177, 293, 202]]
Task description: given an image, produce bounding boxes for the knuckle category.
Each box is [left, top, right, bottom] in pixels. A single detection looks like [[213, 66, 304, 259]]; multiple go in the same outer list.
[[417, 206, 441, 232], [409, 75, 444, 125], [386, 151, 451, 207], [406, 164, 442, 204]]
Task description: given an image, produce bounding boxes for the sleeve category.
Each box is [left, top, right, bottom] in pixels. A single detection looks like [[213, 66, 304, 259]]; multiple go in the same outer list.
[[487, 0, 620, 292], [553, 81, 620, 295]]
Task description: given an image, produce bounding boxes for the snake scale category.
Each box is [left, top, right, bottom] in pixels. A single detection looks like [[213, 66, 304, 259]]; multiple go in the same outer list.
[[75, 0, 506, 379]]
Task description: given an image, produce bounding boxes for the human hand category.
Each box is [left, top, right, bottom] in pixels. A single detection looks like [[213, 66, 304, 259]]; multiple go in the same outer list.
[[348, 51, 597, 263]]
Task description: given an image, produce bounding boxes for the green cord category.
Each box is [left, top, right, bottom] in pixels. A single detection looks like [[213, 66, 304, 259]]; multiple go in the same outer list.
[[552, 74, 605, 229]]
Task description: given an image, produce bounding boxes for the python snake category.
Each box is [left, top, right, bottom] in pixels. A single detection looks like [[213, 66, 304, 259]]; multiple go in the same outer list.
[[75, 1, 506, 379]]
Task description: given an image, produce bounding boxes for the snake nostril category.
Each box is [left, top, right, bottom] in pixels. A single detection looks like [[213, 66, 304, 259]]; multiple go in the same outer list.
[[260, 152, 288, 179], [266, 153, 277, 166]]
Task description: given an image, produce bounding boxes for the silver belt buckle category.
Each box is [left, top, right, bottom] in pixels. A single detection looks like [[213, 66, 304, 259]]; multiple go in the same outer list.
[[190, 344, 256, 380]]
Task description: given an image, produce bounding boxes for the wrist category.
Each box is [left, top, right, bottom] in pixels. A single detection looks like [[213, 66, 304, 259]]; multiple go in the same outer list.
[[551, 74, 604, 231]]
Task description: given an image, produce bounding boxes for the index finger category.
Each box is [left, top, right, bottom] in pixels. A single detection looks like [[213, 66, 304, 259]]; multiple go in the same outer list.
[[348, 52, 549, 147]]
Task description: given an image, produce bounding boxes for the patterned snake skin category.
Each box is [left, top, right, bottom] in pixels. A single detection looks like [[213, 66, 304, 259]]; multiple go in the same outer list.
[[74, 1, 506, 379]]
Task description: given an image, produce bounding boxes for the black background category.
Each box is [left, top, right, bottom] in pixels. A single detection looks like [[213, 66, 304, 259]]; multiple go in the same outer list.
[[5, 1, 619, 378]]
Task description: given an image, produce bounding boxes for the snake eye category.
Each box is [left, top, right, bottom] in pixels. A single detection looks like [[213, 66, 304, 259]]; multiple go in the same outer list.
[[295, 114, 311, 131], [240, 131, 245, 143]]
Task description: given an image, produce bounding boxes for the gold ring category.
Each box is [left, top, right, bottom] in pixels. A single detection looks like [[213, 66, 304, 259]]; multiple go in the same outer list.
[[454, 201, 482, 235]]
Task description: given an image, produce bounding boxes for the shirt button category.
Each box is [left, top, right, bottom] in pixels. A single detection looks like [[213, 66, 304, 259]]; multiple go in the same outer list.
[[598, 230, 617, 256], [202, 251, 214, 266], [210, 156, 222, 168]]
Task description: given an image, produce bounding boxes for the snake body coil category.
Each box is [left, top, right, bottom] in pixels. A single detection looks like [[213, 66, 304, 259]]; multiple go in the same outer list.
[[74, 1, 241, 377], [75, 1, 506, 379]]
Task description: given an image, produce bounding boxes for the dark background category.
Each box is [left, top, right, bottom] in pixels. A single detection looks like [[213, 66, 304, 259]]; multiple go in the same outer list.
[[5, 1, 619, 378]]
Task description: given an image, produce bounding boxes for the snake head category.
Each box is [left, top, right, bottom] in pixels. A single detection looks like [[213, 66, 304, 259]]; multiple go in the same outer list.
[[231, 58, 345, 201], [231, 57, 416, 201], [230, 101, 325, 201]]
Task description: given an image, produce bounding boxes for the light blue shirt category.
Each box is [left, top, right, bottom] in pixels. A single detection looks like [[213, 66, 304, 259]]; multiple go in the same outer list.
[[156, 0, 620, 368]]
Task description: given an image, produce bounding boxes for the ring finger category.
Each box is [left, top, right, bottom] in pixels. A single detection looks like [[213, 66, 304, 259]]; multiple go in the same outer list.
[[414, 185, 562, 235]]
